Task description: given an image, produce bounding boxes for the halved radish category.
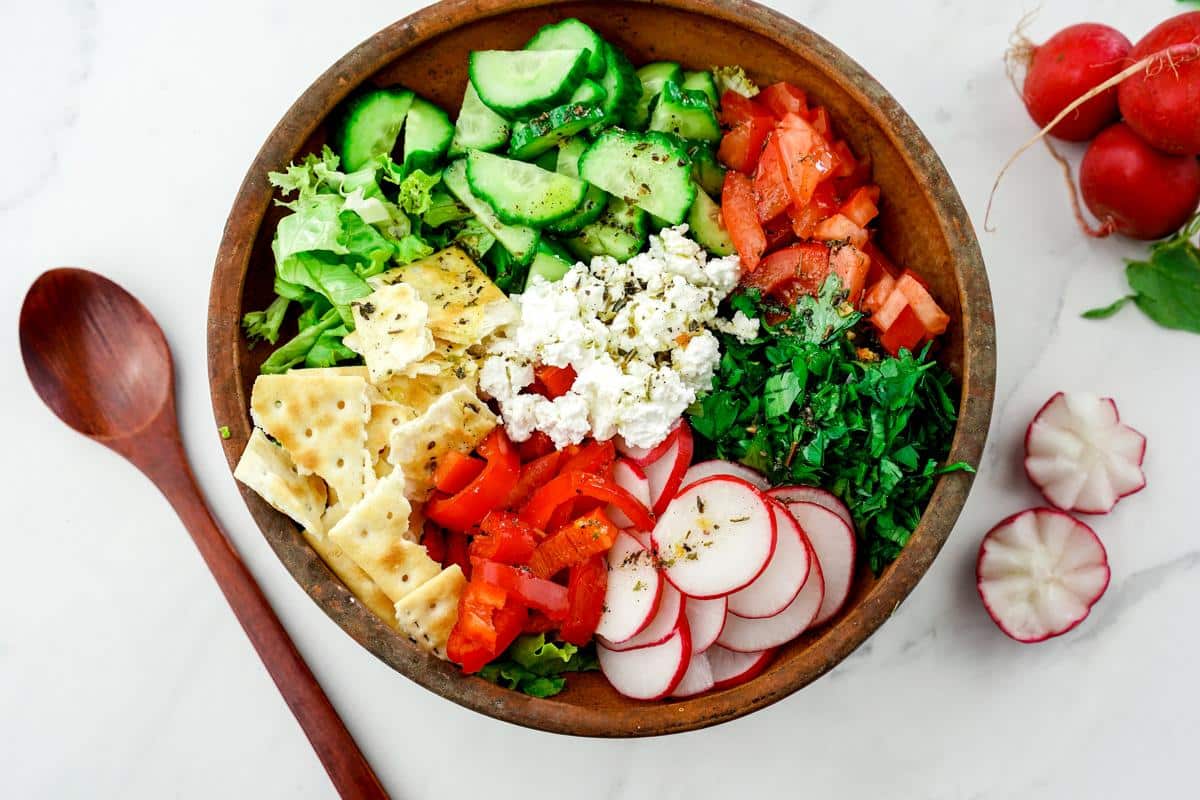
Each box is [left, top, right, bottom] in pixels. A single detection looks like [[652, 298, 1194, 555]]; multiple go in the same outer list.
[[684, 596, 727, 654], [707, 645, 776, 691], [783, 501, 854, 626], [681, 459, 769, 491], [609, 459, 652, 529], [727, 499, 811, 618], [599, 582, 683, 651], [977, 507, 1110, 643], [645, 421, 695, 515], [670, 651, 714, 698], [1024, 392, 1147, 514], [767, 485, 853, 530], [653, 476, 776, 599], [718, 539, 823, 652], [615, 421, 680, 466], [598, 620, 692, 700], [595, 532, 662, 643]]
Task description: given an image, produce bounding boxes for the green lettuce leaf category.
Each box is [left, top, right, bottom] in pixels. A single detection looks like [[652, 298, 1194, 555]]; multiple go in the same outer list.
[[394, 168, 442, 216], [394, 234, 435, 265], [423, 188, 473, 228], [277, 251, 372, 307], [304, 325, 359, 368], [242, 296, 291, 346], [259, 308, 342, 374], [453, 218, 497, 261], [478, 634, 600, 698], [337, 211, 395, 277]]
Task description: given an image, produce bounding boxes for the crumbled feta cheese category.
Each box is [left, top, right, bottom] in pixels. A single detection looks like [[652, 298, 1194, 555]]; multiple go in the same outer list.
[[481, 226, 747, 449]]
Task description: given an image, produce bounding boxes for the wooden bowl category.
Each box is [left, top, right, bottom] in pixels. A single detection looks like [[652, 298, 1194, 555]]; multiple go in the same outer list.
[[208, 0, 995, 736]]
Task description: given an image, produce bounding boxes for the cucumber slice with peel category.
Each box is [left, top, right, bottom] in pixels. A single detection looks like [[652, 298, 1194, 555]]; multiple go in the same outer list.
[[687, 185, 734, 256], [508, 103, 605, 160], [466, 150, 587, 226], [402, 96, 454, 173], [334, 88, 414, 171], [592, 43, 641, 133], [556, 136, 590, 178], [625, 62, 683, 130], [443, 159, 539, 265], [469, 49, 590, 117], [570, 78, 608, 107], [649, 80, 721, 142], [688, 144, 726, 197], [526, 240, 576, 289], [682, 70, 720, 106], [564, 197, 648, 262], [524, 18, 608, 79], [449, 82, 510, 157], [580, 129, 696, 225]]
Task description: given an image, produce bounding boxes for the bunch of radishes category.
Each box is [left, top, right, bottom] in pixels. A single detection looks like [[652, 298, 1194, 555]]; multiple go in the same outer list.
[[594, 421, 856, 699], [1012, 12, 1200, 240], [976, 393, 1146, 643]]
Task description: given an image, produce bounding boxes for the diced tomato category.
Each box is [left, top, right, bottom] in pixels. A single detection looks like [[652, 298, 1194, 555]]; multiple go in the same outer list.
[[558, 554, 608, 646], [506, 450, 565, 509], [447, 580, 526, 673], [426, 429, 520, 532], [718, 90, 772, 127], [807, 105, 834, 138], [862, 273, 897, 315], [741, 242, 831, 305], [557, 439, 616, 479], [787, 181, 839, 239], [830, 244, 871, 306], [471, 511, 540, 564], [776, 114, 836, 208], [896, 272, 950, 335], [763, 214, 797, 250], [718, 117, 773, 173], [753, 135, 791, 223], [444, 530, 472, 579], [528, 508, 619, 579], [476, 561, 569, 620], [534, 364, 576, 399], [758, 82, 808, 119], [871, 286, 910, 331], [879, 305, 929, 356], [722, 171, 767, 271], [517, 431, 556, 462], [862, 239, 899, 283], [813, 213, 868, 248], [839, 185, 880, 228], [433, 451, 485, 495], [829, 139, 858, 179], [421, 521, 447, 565], [834, 150, 873, 197]]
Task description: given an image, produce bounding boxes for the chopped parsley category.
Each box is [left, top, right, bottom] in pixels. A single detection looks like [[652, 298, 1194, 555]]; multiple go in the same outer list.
[[687, 276, 973, 572]]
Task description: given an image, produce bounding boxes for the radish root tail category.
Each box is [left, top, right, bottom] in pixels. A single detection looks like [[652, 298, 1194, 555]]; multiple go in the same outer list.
[[1004, 9, 1040, 96], [986, 41, 1200, 233], [1041, 138, 1116, 238]]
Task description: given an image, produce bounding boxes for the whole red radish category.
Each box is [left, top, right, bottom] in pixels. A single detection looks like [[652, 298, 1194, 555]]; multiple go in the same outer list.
[[1018, 23, 1131, 141], [1079, 122, 1200, 239], [1117, 12, 1200, 155]]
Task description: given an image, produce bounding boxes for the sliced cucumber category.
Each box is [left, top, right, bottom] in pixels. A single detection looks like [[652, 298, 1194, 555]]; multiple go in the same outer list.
[[564, 197, 648, 262], [688, 144, 726, 197], [545, 184, 607, 233], [533, 148, 559, 171], [649, 80, 721, 142], [681, 70, 720, 106], [443, 159, 539, 264], [524, 18, 608, 79], [334, 88, 414, 171], [687, 185, 734, 256], [469, 49, 589, 117], [466, 150, 587, 226], [526, 240, 576, 288], [591, 43, 641, 133], [579, 129, 696, 225], [624, 62, 683, 131], [448, 81, 511, 157], [556, 136, 590, 178], [402, 96, 454, 173], [508, 103, 606, 160], [569, 78, 608, 107], [484, 242, 529, 293]]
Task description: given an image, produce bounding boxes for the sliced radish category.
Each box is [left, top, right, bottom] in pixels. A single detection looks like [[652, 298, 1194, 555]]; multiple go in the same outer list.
[[595, 532, 662, 643], [783, 501, 855, 626], [598, 621, 691, 700], [681, 459, 769, 491], [609, 459, 652, 529], [727, 499, 811, 618], [615, 421, 680, 466], [599, 582, 683, 651], [1024, 392, 1147, 514], [718, 540, 823, 652], [767, 485, 853, 530], [670, 651, 714, 698], [644, 421, 694, 515], [684, 595, 727, 654], [653, 476, 776, 599], [977, 507, 1110, 643], [707, 645, 776, 691]]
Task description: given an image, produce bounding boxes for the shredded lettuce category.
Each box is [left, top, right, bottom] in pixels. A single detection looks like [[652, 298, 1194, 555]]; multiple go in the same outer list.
[[423, 188, 473, 228], [479, 634, 600, 698], [394, 168, 442, 216], [259, 308, 342, 374], [712, 65, 760, 98], [242, 296, 291, 346]]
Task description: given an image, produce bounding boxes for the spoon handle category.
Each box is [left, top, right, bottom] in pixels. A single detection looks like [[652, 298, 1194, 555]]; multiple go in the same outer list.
[[148, 442, 390, 800]]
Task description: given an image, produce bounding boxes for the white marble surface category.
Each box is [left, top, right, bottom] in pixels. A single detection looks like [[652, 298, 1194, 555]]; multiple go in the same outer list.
[[3, 0, 1197, 797]]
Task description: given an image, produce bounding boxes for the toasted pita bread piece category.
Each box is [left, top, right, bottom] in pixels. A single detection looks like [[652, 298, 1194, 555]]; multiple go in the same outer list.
[[394, 565, 467, 660], [343, 282, 436, 383], [387, 385, 497, 501]]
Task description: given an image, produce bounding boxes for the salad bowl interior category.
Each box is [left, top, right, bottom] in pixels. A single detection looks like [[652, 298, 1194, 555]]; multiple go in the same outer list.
[[209, 0, 994, 736]]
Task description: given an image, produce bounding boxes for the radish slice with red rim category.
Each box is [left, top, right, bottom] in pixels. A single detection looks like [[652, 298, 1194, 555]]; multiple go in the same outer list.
[[598, 621, 692, 700], [609, 459, 652, 529], [1024, 392, 1147, 514], [726, 499, 811, 618], [599, 582, 683, 651], [707, 645, 776, 691], [644, 421, 694, 515], [767, 485, 853, 530], [977, 507, 1110, 643], [669, 651, 714, 698], [681, 459, 769, 491], [615, 421, 680, 466], [653, 475, 776, 599], [684, 595, 727, 654], [783, 501, 854, 626], [595, 532, 662, 643], [718, 539, 823, 652]]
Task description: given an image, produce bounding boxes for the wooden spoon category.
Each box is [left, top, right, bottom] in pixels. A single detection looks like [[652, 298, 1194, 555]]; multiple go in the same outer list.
[[19, 268, 389, 800]]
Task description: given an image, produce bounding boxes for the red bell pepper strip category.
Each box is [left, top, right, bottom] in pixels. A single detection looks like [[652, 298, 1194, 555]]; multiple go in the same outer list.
[[432, 451, 485, 495], [421, 521, 447, 565], [534, 364, 577, 399], [557, 439, 616, 478], [520, 471, 655, 534], [505, 450, 565, 510], [447, 580, 527, 674], [517, 430, 556, 462], [426, 429, 520, 532], [521, 611, 560, 635], [476, 561, 569, 620], [470, 511, 540, 565], [528, 508, 619, 580], [722, 171, 767, 271], [445, 530, 472, 579], [558, 554, 608, 646]]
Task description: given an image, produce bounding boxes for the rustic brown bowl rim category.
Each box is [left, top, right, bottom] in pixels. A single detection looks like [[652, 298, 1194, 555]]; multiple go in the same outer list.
[[208, 0, 995, 737]]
